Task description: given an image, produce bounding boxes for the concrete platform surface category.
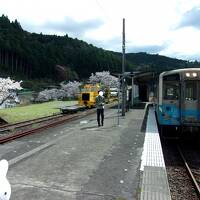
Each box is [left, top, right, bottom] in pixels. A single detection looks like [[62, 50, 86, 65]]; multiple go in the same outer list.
[[140, 107, 171, 200], [0, 107, 146, 200]]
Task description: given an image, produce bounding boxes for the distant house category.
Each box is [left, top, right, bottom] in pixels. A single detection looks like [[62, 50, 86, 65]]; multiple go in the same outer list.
[[0, 92, 20, 109]]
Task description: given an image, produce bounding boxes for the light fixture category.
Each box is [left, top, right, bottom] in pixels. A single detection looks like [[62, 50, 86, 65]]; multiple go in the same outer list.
[[192, 72, 197, 77], [186, 72, 190, 77]]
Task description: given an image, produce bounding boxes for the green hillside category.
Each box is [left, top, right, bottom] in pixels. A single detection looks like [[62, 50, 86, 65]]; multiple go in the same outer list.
[[0, 15, 131, 81], [0, 14, 200, 90], [126, 52, 200, 73]]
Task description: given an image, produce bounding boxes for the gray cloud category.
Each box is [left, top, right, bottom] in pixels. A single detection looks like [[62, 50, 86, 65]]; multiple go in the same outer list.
[[22, 17, 104, 37], [86, 37, 169, 55], [178, 7, 200, 29], [127, 44, 168, 54], [86, 36, 122, 51], [169, 53, 200, 62], [43, 17, 103, 36]]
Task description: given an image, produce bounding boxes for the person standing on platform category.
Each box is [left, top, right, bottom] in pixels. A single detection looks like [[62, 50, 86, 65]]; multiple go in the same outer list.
[[95, 90, 105, 127]]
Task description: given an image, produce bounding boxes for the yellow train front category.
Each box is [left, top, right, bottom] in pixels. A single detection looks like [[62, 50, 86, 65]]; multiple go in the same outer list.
[[78, 84, 100, 108]]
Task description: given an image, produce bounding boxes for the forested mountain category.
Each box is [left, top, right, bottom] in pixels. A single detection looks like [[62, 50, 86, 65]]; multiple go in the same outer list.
[[0, 14, 200, 88], [0, 15, 130, 82], [126, 52, 200, 73]]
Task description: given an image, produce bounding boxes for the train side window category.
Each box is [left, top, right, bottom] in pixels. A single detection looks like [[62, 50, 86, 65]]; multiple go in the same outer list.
[[163, 82, 179, 100], [185, 81, 197, 101]]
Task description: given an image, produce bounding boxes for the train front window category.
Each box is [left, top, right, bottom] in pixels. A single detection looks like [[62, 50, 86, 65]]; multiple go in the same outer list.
[[163, 82, 179, 100], [185, 81, 197, 101]]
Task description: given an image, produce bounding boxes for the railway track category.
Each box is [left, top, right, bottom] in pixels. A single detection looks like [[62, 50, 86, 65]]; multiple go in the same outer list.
[[0, 102, 117, 144], [161, 138, 200, 200], [0, 113, 63, 132], [0, 107, 97, 144], [177, 145, 200, 198]]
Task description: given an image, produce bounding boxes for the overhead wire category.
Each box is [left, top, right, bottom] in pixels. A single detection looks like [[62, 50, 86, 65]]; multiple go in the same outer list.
[[94, 0, 128, 52], [95, 0, 112, 20]]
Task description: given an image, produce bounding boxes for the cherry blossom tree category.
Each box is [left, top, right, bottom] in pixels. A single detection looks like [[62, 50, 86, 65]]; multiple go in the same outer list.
[[0, 77, 22, 106], [35, 89, 66, 102], [35, 81, 81, 102], [61, 81, 81, 98], [89, 71, 119, 88]]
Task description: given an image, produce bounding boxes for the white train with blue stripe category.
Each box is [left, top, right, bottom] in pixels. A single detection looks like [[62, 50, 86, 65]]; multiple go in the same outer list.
[[155, 68, 200, 137]]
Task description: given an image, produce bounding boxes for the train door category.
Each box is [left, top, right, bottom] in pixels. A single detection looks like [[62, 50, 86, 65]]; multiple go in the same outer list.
[[162, 80, 180, 124], [181, 81, 199, 124], [159, 76, 180, 138]]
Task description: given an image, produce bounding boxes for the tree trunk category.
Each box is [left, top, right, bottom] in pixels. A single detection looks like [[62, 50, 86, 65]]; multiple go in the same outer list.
[[5, 50, 8, 68], [0, 94, 11, 106], [15, 55, 18, 72], [11, 52, 14, 74], [29, 64, 32, 78], [3, 49, 5, 65], [0, 48, 2, 65]]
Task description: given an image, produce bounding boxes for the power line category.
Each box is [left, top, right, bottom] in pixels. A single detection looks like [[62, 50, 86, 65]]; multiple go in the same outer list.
[[95, 0, 111, 20]]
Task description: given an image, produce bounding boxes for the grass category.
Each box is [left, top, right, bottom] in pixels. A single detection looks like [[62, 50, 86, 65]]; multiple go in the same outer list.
[[0, 100, 77, 124]]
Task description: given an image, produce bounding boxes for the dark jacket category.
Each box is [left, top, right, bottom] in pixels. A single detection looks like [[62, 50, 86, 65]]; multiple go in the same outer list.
[[95, 95, 105, 109]]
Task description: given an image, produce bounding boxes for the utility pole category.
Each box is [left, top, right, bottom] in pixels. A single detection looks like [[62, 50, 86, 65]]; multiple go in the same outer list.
[[117, 74, 120, 125], [122, 18, 126, 116], [131, 76, 134, 107]]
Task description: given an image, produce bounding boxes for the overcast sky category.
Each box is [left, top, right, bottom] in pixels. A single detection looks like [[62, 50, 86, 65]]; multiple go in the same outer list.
[[0, 0, 200, 61]]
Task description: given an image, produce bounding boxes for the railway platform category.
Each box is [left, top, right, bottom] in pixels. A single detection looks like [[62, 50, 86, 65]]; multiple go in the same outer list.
[[140, 106, 171, 200], [0, 105, 144, 200], [0, 104, 171, 200]]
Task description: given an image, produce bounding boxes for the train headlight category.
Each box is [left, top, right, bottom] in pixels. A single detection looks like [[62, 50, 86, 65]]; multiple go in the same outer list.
[[186, 72, 190, 77], [192, 72, 197, 77]]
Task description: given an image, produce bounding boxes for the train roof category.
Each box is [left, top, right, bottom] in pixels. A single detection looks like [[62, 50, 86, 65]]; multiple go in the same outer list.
[[160, 68, 200, 77]]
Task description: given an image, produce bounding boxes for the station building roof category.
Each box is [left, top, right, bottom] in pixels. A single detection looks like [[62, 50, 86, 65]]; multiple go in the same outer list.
[[133, 71, 155, 84]]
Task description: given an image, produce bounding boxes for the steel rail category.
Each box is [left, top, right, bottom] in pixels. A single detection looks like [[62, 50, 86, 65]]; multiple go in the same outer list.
[[0, 108, 98, 144], [0, 113, 62, 130], [0, 114, 79, 144], [177, 145, 200, 198], [0, 102, 117, 144]]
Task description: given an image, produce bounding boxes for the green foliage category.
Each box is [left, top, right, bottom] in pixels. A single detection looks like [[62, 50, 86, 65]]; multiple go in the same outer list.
[[0, 15, 200, 89], [21, 79, 57, 91], [126, 52, 200, 73], [0, 100, 77, 123], [0, 15, 126, 82]]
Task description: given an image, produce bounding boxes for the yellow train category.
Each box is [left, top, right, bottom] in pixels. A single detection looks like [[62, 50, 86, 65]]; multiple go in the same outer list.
[[78, 84, 100, 108], [78, 84, 112, 108]]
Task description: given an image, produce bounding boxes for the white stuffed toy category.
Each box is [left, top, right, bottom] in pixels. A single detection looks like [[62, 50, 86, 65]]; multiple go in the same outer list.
[[0, 160, 11, 200]]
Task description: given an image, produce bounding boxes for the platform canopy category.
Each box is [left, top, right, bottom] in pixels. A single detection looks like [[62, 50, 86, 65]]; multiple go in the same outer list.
[[133, 71, 155, 84]]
